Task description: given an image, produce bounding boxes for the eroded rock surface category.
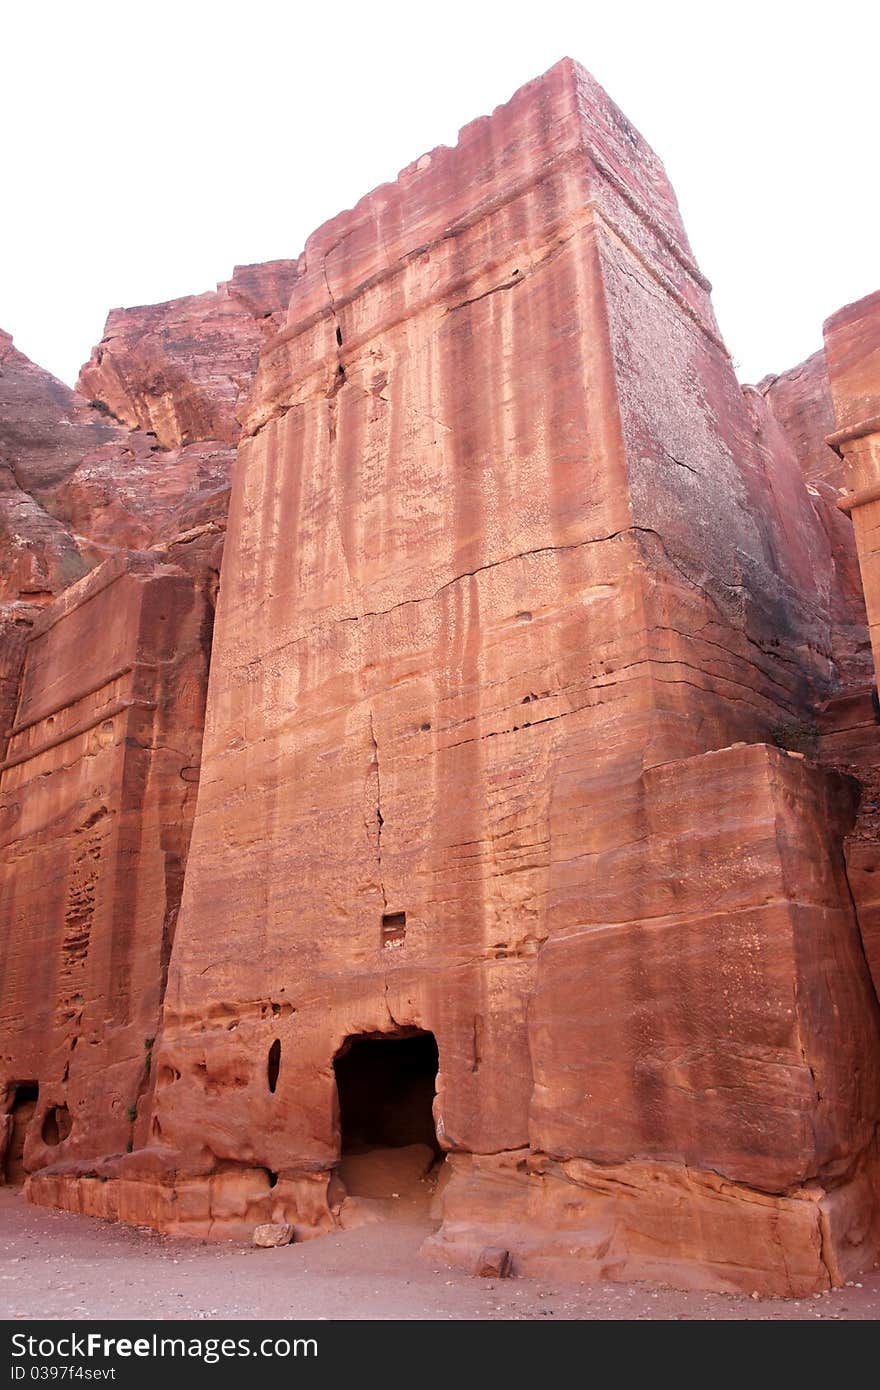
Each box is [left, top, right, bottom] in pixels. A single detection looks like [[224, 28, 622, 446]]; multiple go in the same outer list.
[[0, 266, 296, 1186], [77, 261, 297, 449], [0, 555, 213, 1168], [759, 349, 840, 487], [756, 303, 880, 1017], [5, 59, 880, 1296], [817, 291, 880, 1004]]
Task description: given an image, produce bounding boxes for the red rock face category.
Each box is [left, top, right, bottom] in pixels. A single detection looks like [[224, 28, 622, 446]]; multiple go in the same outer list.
[[77, 261, 297, 449], [0, 330, 104, 606], [26, 58, 868, 1292], [754, 317, 880, 1020], [0, 258, 293, 802], [1, 263, 299, 566], [0, 326, 230, 563], [0, 555, 212, 1168], [759, 349, 841, 487], [743, 380, 872, 693], [0, 265, 294, 1186], [818, 291, 880, 1008], [6, 59, 880, 1296], [825, 290, 880, 441]]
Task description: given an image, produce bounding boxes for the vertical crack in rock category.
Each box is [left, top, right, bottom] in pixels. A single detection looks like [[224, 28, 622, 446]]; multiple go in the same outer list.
[[372, 705, 399, 1026], [370, 694, 399, 1027], [320, 254, 357, 603], [816, 1202, 837, 1290], [369, 708, 387, 912], [321, 257, 346, 389], [472, 1015, 482, 1073], [383, 976, 398, 1028]]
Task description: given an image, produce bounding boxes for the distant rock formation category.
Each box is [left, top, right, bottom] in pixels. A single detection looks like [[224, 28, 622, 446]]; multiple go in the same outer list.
[[77, 261, 297, 449]]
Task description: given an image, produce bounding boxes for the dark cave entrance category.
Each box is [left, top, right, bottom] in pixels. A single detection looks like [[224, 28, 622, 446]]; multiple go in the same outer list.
[[3, 1083, 39, 1185], [333, 1031, 442, 1200]]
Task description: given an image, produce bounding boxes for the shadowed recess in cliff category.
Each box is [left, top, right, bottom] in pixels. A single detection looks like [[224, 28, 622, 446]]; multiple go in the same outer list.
[[3, 1083, 38, 1184], [334, 1032, 441, 1156]]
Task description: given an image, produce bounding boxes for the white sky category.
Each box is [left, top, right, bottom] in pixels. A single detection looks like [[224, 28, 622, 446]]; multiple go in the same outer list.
[[2, 0, 877, 387]]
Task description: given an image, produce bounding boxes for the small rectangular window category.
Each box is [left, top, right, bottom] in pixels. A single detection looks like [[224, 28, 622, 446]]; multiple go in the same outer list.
[[381, 911, 406, 946]]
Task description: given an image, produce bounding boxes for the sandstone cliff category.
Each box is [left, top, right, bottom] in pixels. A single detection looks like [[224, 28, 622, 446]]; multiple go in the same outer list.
[[759, 309, 880, 1018], [3, 59, 880, 1298], [0, 266, 297, 1176]]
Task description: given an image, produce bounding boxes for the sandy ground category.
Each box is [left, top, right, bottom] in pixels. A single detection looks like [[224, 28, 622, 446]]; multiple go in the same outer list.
[[1, 1188, 879, 1321]]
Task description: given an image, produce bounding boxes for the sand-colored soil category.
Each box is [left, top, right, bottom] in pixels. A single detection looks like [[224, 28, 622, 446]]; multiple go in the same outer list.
[[1, 1189, 878, 1321]]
